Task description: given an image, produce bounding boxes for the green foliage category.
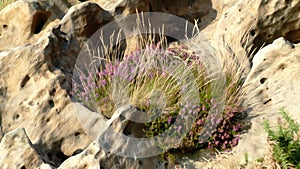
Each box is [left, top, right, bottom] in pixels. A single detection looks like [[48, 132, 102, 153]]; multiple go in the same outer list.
[[73, 41, 246, 154], [264, 109, 300, 169]]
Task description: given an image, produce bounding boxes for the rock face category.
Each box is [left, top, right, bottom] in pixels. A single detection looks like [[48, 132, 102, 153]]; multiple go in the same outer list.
[[0, 0, 114, 167], [233, 37, 300, 163], [0, 128, 52, 169], [207, 0, 300, 58], [0, 0, 81, 51], [0, 0, 300, 168]]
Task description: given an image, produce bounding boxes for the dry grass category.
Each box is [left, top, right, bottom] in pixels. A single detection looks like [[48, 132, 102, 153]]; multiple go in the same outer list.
[[0, 0, 17, 11], [194, 141, 280, 169]]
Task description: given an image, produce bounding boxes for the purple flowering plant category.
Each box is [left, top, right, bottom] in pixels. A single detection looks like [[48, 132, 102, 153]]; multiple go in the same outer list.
[[72, 41, 245, 152]]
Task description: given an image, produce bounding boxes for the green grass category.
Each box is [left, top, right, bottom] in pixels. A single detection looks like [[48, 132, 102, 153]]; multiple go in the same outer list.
[[264, 109, 300, 169]]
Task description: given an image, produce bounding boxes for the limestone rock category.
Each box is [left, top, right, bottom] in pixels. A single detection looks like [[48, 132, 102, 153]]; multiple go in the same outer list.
[[0, 128, 53, 169], [59, 2, 113, 47], [0, 0, 80, 51], [211, 0, 300, 58], [150, 0, 217, 29], [0, 1, 114, 167], [70, 103, 166, 168], [59, 141, 165, 169], [234, 37, 300, 163], [90, 0, 149, 15]]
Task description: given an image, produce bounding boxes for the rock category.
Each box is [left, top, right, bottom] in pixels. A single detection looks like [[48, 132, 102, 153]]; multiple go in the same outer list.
[[210, 0, 300, 59], [59, 141, 165, 169], [90, 0, 149, 15], [150, 0, 217, 29], [70, 103, 166, 168], [233, 37, 300, 163], [1, 0, 300, 167], [0, 0, 81, 51], [0, 35, 92, 167], [0, 128, 53, 169], [59, 2, 113, 47], [0, 1, 114, 167]]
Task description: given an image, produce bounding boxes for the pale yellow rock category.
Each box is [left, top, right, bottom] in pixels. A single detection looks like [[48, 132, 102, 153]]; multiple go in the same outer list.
[[0, 128, 53, 169], [0, 0, 80, 51], [0, 1, 115, 167], [234, 37, 300, 164]]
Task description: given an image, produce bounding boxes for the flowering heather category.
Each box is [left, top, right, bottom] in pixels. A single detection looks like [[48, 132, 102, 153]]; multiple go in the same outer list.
[[72, 43, 246, 152]]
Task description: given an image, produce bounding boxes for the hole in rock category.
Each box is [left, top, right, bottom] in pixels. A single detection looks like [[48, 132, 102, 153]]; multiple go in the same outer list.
[[138, 160, 143, 166], [32, 12, 48, 34], [20, 75, 30, 88], [260, 77, 267, 84], [48, 100, 55, 108], [123, 121, 146, 138], [49, 88, 56, 96], [55, 108, 60, 114], [3, 24, 7, 29], [250, 30, 256, 36], [14, 114, 20, 120], [278, 64, 286, 70], [21, 166, 26, 169], [74, 132, 80, 137], [263, 98, 272, 104], [115, 6, 125, 14], [46, 118, 50, 123]]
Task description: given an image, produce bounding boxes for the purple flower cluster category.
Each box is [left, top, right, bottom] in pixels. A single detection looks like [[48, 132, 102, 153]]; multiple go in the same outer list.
[[72, 43, 245, 152]]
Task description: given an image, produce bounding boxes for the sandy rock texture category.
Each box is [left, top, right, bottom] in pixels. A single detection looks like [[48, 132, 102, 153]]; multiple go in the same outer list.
[[234, 37, 300, 163], [205, 0, 300, 59], [0, 128, 53, 169], [0, 0, 300, 168], [0, 0, 114, 167]]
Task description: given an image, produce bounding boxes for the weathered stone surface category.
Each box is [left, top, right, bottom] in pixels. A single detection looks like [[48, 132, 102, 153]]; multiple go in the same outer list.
[[1, 0, 300, 167], [150, 0, 217, 29], [209, 0, 300, 58], [0, 1, 114, 167], [90, 0, 149, 15], [0, 128, 53, 169], [0, 0, 81, 51], [59, 141, 165, 169], [233, 37, 300, 163], [70, 103, 166, 168]]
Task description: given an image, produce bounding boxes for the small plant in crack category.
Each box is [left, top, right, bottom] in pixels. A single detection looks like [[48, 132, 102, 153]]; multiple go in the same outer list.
[[264, 108, 300, 169]]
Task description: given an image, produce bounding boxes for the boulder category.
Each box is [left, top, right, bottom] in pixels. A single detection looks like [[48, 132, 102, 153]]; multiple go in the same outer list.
[[0, 128, 53, 169], [234, 37, 300, 163], [0, 0, 81, 51], [0, 1, 113, 167], [201, 0, 300, 63]]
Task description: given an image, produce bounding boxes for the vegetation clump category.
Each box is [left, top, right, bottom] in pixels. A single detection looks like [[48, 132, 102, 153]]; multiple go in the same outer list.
[[72, 39, 246, 153], [264, 109, 300, 169]]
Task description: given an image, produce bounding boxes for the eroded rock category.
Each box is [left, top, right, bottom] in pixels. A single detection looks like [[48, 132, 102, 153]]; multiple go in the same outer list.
[[234, 37, 300, 163], [211, 0, 300, 58], [0, 128, 53, 169]]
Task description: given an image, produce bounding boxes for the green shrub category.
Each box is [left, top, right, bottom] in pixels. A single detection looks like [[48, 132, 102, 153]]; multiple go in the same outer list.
[[264, 109, 300, 169]]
